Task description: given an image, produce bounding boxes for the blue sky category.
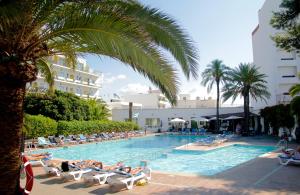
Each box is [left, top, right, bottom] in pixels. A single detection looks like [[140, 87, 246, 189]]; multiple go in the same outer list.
[[86, 0, 265, 104]]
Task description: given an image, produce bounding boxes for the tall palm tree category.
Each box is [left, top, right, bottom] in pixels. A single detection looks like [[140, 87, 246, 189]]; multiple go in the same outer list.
[[0, 1, 199, 194], [222, 63, 270, 134], [201, 59, 229, 133]]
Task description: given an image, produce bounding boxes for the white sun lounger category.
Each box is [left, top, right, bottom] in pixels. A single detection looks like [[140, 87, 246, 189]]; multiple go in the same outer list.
[[107, 167, 152, 190], [83, 170, 117, 185], [278, 155, 300, 166], [42, 163, 61, 176], [60, 168, 93, 181]]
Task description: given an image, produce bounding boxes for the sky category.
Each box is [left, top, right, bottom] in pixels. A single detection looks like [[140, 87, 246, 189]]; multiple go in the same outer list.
[[85, 0, 265, 105]]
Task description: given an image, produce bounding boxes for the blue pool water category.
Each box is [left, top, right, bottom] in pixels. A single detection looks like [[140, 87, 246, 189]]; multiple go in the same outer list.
[[38, 135, 276, 175]]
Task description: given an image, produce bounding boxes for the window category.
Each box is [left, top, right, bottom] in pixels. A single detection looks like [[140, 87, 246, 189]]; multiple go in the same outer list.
[[281, 58, 294, 60], [282, 75, 295, 78], [58, 58, 65, 66], [145, 118, 160, 128], [77, 63, 84, 71]]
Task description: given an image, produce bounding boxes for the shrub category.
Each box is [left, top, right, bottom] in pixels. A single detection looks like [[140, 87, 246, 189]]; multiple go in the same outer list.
[[291, 96, 300, 125], [24, 114, 57, 138], [260, 104, 295, 135], [24, 91, 110, 121], [57, 120, 140, 135]]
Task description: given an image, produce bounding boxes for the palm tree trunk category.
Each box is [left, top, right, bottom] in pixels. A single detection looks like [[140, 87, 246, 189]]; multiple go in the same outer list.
[[216, 81, 220, 133], [243, 92, 250, 135], [0, 60, 37, 195], [0, 78, 26, 195], [129, 102, 133, 122]]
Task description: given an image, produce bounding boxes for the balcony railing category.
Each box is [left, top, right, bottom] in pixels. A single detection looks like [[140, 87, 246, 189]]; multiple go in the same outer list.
[[276, 94, 293, 104]]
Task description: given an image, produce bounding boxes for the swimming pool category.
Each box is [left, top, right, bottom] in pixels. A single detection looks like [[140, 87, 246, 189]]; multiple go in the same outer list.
[[38, 135, 276, 175]]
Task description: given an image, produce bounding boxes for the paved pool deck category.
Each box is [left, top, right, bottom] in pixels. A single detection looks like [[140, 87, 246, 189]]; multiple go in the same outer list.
[[30, 137, 300, 195]]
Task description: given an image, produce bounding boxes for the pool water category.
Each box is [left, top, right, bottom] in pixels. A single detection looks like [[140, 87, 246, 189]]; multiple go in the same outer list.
[[38, 135, 276, 175]]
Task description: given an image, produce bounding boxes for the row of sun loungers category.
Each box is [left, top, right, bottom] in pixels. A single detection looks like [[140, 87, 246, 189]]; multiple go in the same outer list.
[[27, 131, 145, 149], [28, 156, 151, 191]]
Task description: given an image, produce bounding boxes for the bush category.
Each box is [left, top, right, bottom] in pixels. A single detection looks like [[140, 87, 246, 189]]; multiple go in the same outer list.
[[24, 91, 110, 121], [291, 96, 300, 125], [260, 104, 295, 135], [57, 120, 140, 135], [24, 114, 57, 138]]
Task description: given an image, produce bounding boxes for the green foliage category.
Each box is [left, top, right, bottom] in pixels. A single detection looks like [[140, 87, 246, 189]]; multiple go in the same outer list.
[[222, 63, 270, 103], [201, 59, 230, 93], [289, 83, 300, 97], [260, 104, 295, 135], [270, 0, 300, 51], [190, 120, 198, 129], [24, 114, 57, 138], [0, 0, 200, 104], [57, 120, 139, 136], [24, 91, 109, 121], [290, 96, 300, 125]]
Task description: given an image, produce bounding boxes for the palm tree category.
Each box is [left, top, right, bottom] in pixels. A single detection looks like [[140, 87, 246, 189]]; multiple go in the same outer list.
[[222, 63, 270, 134], [201, 59, 229, 133], [0, 1, 199, 194]]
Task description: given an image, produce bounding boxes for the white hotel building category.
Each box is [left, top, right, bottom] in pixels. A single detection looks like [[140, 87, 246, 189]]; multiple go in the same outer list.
[[252, 0, 300, 110], [30, 55, 103, 99]]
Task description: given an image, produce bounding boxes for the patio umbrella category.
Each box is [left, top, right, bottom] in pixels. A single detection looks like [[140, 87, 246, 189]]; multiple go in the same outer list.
[[224, 115, 243, 120], [170, 118, 186, 123], [209, 117, 223, 121], [191, 117, 209, 122]]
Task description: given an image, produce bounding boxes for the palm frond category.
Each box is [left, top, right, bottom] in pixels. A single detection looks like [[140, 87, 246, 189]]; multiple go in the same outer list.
[[36, 58, 55, 94], [289, 84, 300, 97]]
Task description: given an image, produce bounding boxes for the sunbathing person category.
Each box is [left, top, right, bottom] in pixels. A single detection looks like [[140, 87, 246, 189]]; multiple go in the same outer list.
[[26, 153, 52, 161], [92, 161, 124, 171]]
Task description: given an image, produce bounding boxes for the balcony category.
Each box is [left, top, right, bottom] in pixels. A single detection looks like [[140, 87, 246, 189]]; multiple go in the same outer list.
[[276, 94, 293, 104], [278, 75, 299, 84]]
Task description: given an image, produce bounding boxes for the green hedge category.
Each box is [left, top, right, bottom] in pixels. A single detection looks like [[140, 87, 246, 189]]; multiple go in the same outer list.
[[24, 114, 140, 137], [57, 120, 139, 136], [24, 114, 57, 138]]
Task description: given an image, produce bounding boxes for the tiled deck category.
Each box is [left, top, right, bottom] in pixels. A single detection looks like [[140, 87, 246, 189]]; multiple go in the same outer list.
[[30, 137, 300, 195]]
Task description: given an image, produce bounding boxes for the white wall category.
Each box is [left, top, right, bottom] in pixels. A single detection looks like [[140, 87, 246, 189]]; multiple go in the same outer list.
[[112, 107, 245, 131], [251, 0, 300, 109]]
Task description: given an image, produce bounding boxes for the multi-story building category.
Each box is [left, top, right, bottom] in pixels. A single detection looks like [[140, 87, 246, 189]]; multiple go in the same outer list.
[[252, 0, 300, 109], [30, 55, 103, 99], [122, 89, 169, 109], [174, 94, 216, 108]]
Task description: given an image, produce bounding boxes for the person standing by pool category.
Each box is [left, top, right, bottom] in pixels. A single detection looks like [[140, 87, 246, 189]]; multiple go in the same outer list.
[[236, 123, 242, 135]]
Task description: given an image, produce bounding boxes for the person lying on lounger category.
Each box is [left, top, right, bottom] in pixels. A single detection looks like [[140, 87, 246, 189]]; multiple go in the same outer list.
[[92, 161, 124, 171], [26, 152, 52, 161]]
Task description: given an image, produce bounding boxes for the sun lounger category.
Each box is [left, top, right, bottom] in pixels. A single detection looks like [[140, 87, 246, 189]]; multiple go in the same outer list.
[[83, 169, 117, 185], [27, 153, 53, 166], [48, 136, 58, 145], [37, 137, 54, 147], [82, 162, 126, 185], [107, 167, 151, 190], [278, 154, 300, 165], [64, 135, 77, 144], [77, 134, 87, 143], [60, 162, 92, 181], [42, 161, 62, 176]]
